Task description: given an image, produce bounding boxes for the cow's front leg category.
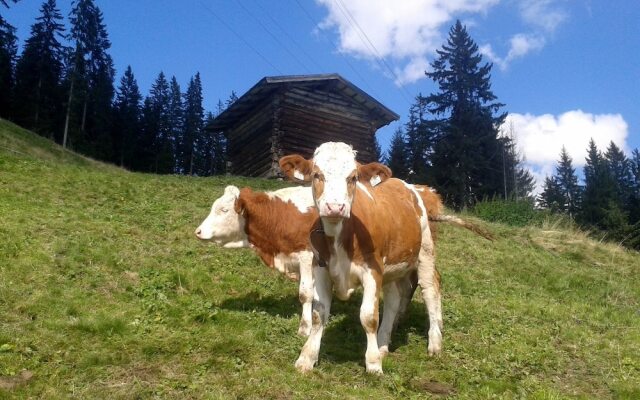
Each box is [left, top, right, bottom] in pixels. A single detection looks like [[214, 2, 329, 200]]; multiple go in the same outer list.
[[361, 266, 383, 374], [297, 251, 314, 337], [295, 266, 332, 372]]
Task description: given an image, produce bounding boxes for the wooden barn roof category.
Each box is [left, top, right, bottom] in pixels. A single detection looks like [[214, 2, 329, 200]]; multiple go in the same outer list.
[[207, 73, 399, 132]]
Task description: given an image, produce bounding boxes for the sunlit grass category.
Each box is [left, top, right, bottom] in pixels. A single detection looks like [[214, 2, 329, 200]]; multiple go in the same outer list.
[[1, 119, 639, 399]]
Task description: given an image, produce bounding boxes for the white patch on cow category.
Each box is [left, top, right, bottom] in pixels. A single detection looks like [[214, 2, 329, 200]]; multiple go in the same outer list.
[[370, 175, 382, 187], [195, 185, 247, 244], [429, 187, 437, 193], [328, 243, 355, 301], [356, 182, 374, 201], [404, 182, 428, 231], [293, 170, 305, 181], [268, 186, 314, 213]]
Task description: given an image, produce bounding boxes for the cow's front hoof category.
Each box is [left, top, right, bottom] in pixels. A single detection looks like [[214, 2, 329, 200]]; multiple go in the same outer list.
[[295, 357, 315, 373], [365, 362, 383, 375]]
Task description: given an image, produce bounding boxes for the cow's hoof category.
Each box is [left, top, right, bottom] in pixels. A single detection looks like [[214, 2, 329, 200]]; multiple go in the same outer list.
[[365, 363, 383, 375], [428, 328, 442, 356], [295, 357, 315, 373]]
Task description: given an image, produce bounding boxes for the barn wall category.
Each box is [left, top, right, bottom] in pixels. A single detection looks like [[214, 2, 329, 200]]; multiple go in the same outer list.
[[278, 86, 377, 163], [226, 96, 276, 177], [226, 84, 381, 177]]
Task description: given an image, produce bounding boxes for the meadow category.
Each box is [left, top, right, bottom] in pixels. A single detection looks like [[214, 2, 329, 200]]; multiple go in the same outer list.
[[1, 119, 639, 399]]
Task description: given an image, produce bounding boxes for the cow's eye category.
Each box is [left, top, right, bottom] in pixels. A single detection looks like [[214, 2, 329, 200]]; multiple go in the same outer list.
[[220, 208, 229, 213]]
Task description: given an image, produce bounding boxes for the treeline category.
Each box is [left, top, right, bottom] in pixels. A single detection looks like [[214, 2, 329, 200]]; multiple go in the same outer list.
[[540, 142, 640, 248], [0, 0, 229, 175], [384, 20, 535, 210]]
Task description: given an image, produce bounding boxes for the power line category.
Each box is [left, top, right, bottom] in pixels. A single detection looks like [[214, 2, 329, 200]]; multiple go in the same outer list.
[[333, 0, 414, 104], [235, 0, 311, 73], [197, 1, 284, 75], [250, 0, 325, 73], [292, 0, 378, 97]]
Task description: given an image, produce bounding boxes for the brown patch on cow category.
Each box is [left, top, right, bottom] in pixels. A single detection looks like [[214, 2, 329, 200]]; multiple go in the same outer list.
[[0, 370, 34, 390], [235, 188, 320, 268], [411, 378, 456, 396]]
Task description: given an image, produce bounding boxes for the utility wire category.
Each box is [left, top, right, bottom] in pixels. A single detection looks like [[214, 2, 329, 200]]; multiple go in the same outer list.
[[235, 0, 311, 73], [198, 0, 284, 74], [334, 0, 414, 104], [292, 0, 378, 96], [250, 0, 325, 73]]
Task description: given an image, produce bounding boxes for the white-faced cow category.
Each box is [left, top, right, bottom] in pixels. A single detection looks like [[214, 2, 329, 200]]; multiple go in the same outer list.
[[195, 185, 319, 336], [280, 142, 443, 374]]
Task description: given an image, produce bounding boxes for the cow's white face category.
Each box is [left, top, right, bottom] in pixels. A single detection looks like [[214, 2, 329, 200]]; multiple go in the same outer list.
[[311, 142, 358, 220], [195, 185, 247, 246]]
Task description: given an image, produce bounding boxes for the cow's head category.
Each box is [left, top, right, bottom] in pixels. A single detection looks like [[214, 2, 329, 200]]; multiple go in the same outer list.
[[195, 185, 248, 247], [279, 142, 391, 222]]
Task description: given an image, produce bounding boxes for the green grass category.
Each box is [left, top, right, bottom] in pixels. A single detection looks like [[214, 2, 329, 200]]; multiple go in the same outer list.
[[1, 118, 639, 399]]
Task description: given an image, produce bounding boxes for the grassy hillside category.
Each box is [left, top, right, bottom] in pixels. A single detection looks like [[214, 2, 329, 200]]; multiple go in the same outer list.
[[1, 119, 639, 399]]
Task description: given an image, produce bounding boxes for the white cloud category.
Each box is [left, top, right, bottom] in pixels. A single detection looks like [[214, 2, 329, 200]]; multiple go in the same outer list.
[[501, 110, 629, 192], [316, 0, 500, 85], [315, 0, 569, 83], [481, 34, 545, 70]]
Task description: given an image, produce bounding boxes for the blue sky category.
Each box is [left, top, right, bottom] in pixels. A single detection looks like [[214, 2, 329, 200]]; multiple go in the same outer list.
[[5, 0, 639, 189]]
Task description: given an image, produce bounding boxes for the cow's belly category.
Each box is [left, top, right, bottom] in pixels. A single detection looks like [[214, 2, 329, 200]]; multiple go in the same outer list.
[[273, 252, 301, 280], [382, 261, 413, 282]]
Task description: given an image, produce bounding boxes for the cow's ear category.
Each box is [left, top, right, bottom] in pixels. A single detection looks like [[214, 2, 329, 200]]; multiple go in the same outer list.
[[224, 185, 240, 198], [358, 162, 392, 186], [279, 154, 313, 182], [234, 188, 251, 215]]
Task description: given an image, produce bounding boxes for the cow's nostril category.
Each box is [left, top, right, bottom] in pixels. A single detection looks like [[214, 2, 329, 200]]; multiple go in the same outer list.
[[339, 204, 345, 212], [195, 228, 202, 236]]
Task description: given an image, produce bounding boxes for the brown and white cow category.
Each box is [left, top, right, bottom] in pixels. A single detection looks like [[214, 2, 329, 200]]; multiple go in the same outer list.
[[280, 142, 443, 374], [195, 185, 319, 336]]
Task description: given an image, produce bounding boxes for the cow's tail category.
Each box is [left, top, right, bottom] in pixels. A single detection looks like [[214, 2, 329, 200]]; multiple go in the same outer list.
[[430, 214, 495, 241]]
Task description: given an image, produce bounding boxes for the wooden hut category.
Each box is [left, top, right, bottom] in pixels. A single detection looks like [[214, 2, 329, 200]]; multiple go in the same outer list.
[[206, 74, 399, 177]]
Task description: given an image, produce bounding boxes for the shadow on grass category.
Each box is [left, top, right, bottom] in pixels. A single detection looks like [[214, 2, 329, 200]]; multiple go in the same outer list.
[[217, 290, 430, 365]]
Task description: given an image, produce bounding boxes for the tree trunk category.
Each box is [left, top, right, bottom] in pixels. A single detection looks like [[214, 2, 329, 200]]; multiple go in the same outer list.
[[62, 78, 74, 149]]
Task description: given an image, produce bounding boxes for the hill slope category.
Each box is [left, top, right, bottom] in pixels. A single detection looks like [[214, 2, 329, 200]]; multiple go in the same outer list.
[[1, 119, 639, 399]]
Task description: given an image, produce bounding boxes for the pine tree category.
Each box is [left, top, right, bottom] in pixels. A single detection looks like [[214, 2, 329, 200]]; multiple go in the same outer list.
[[423, 20, 506, 209], [112, 65, 141, 168], [64, 0, 115, 158], [605, 141, 633, 212], [404, 96, 435, 183], [0, 15, 17, 119], [539, 176, 564, 213], [167, 76, 183, 173], [386, 126, 409, 180], [149, 72, 171, 173], [13, 0, 66, 138], [135, 96, 156, 172], [580, 139, 621, 231], [181, 73, 204, 175], [554, 146, 582, 216], [629, 148, 640, 224]]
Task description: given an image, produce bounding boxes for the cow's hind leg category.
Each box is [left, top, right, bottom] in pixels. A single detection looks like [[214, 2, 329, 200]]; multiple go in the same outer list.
[[295, 266, 332, 372], [417, 234, 443, 356], [377, 272, 416, 357]]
